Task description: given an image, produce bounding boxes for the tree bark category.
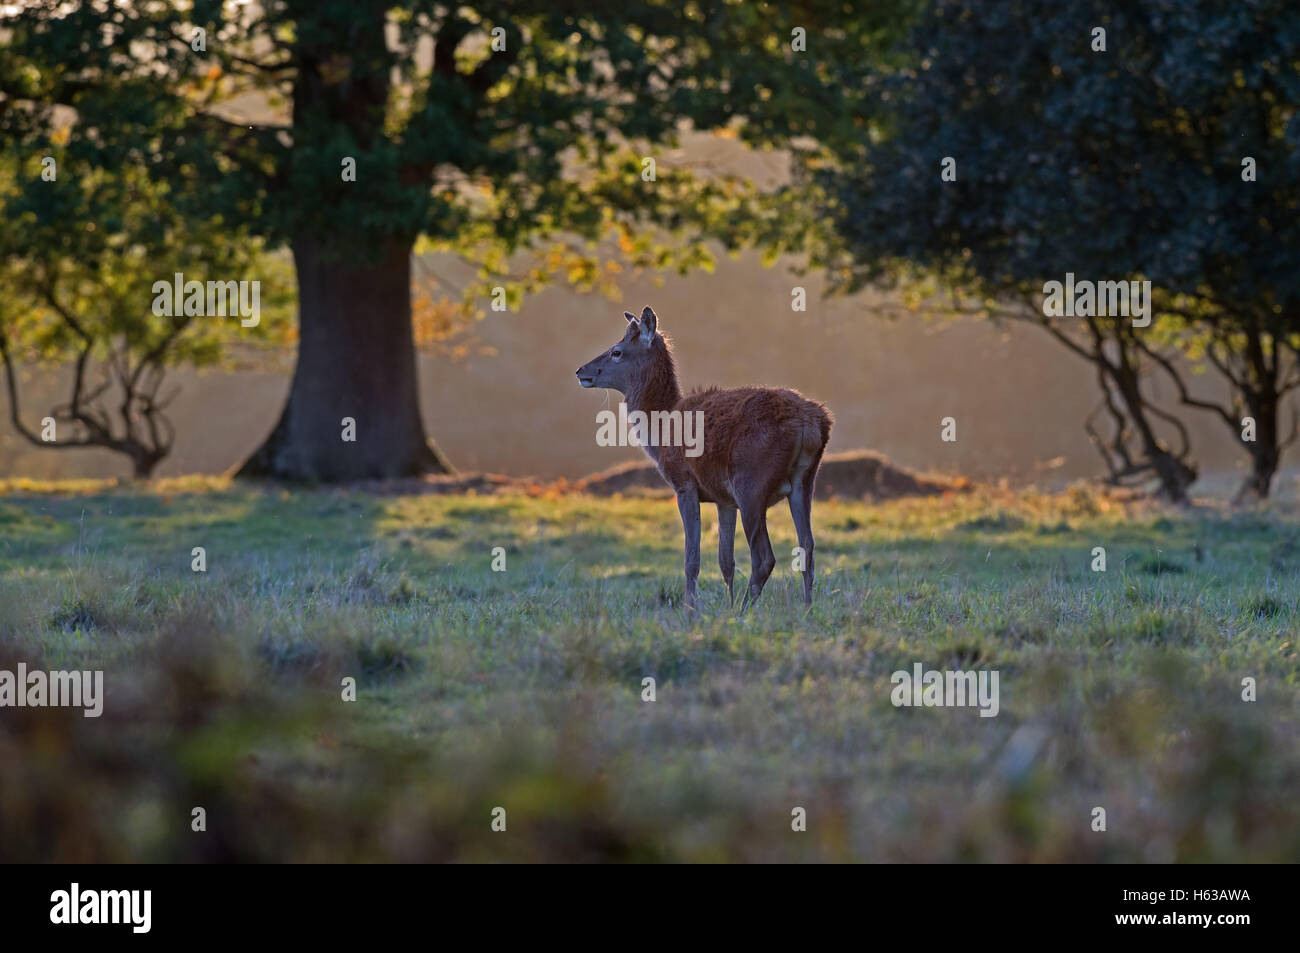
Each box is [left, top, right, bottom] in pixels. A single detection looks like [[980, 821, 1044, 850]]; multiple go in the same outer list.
[[1110, 363, 1196, 503], [1091, 318, 1196, 503], [130, 452, 161, 480], [1239, 396, 1280, 500], [236, 236, 452, 482]]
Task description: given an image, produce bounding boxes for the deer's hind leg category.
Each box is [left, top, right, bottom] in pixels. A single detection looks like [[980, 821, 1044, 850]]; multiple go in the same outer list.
[[788, 448, 824, 607], [737, 494, 776, 612], [732, 436, 793, 611]]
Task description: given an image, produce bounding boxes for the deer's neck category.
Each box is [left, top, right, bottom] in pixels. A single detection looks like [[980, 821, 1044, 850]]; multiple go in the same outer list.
[[624, 348, 682, 466], [625, 350, 682, 415]]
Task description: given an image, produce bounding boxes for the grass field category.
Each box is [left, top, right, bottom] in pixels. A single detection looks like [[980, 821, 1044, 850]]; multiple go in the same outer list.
[[1, 478, 1298, 862]]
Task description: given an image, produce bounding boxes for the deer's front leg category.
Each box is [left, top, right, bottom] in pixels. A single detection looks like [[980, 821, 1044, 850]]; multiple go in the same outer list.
[[717, 503, 737, 607], [676, 486, 701, 611]]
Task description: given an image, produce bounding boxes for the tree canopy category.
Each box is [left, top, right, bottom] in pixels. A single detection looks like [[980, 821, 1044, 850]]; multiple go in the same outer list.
[[2, 0, 910, 480], [0, 152, 292, 476], [820, 0, 1300, 497]]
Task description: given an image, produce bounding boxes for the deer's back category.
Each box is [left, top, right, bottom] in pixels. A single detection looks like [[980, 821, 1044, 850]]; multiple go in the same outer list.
[[660, 386, 832, 505]]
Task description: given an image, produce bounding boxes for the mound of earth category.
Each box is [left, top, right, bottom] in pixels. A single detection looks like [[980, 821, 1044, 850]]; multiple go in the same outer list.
[[815, 451, 963, 499], [574, 450, 964, 500], [345, 472, 524, 496], [320, 450, 964, 500], [572, 460, 671, 496]]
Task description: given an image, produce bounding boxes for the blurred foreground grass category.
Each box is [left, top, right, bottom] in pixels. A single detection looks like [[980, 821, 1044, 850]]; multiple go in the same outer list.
[[0, 477, 1298, 861]]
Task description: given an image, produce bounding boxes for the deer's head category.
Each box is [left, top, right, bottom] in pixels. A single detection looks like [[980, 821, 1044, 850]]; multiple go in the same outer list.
[[575, 306, 660, 394]]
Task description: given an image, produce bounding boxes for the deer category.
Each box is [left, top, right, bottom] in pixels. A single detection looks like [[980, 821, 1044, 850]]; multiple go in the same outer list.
[[576, 305, 832, 611]]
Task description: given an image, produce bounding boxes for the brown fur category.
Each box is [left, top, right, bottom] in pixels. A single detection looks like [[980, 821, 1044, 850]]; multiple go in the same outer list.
[[576, 306, 832, 610]]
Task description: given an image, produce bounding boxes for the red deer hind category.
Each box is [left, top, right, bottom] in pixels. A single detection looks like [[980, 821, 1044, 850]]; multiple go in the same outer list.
[[576, 306, 832, 611]]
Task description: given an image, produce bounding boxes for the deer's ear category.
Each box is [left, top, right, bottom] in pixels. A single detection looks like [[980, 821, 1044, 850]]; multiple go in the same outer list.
[[640, 306, 657, 341], [623, 311, 636, 323]]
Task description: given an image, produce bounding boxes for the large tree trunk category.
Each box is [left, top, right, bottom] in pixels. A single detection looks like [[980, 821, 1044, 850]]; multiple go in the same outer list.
[[236, 236, 452, 482], [1238, 396, 1280, 500], [130, 452, 161, 481]]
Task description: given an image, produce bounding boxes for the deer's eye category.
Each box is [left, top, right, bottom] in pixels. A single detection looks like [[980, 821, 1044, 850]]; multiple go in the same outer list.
[[611, 349, 623, 359]]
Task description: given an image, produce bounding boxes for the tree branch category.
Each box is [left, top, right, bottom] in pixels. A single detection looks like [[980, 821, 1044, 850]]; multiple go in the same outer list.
[[1131, 336, 1238, 430]]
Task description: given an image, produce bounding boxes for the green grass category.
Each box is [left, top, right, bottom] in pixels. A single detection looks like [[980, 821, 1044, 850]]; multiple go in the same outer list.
[[1, 478, 1298, 861]]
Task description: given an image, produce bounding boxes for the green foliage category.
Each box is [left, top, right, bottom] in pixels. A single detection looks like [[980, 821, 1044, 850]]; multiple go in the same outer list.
[[0, 152, 293, 475], [817, 0, 1300, 495], [0, 1, 912, 302], [823, 0, 1300, 313], [0, 158, 294, 366]]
